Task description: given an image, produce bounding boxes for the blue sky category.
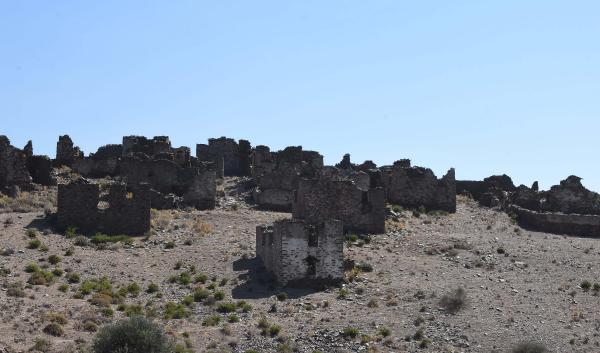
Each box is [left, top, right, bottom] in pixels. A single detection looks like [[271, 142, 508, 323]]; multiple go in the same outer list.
[[1, 1, 599, 190]]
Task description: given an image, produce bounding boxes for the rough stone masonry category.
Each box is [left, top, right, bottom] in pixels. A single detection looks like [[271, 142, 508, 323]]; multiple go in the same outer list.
[[57, 179, 151, 235], [256, 218, 344, 285]]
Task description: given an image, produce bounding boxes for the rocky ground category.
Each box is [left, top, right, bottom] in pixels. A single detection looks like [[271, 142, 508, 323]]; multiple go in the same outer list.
[[1, 179, 600, 353]]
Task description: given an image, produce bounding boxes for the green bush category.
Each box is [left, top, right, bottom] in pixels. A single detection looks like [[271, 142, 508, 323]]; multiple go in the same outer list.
[[164, 302, 189, 319], [341, 327, 359, 338], [202, 315, 220, 326], [214, 290, 225, 300], [147, 283, 159, 293], [28, 239, 41, 249], [66, 272, 80, 283], [194, 274, 207, 284], [581, 280, 592, 291], [48, 255, 61, 265], [193, 288, 210, 302], [276, 292, 288, 301], [43, 323, 64, 337], [217, 302, 236, 313], [91, 233, 132, 244], [92, 316, 174, 353]]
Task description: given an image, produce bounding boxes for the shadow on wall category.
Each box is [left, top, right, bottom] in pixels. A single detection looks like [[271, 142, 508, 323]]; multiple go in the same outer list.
[[230, 257, 322, 300]]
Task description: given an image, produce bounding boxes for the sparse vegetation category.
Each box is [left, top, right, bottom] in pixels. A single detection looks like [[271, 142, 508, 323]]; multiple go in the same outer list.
[[440, 287, 467, 313], [92, 316, 174, 353]]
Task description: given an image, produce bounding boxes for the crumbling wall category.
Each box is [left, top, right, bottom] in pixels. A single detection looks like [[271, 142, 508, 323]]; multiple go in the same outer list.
[[196, 137, 251, 177], [120, 156, 216, 209], [457, 174, 516, 201], [57, 179, 151, 235], [0, 136, 32, 191], [510, 205, 600, 238], [26, 155, 53, 186], [293, 178, 386, 234], [543, 176, 600, 215], [256, 219, 344, 285], [55, 135, 83, 167], [252, 146, 323, 211], [386, 160, 456, 212]]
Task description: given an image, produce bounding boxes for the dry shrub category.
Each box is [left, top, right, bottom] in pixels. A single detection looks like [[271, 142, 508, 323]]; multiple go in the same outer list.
[[151, 209, 172, 229], [439, 287, 467, 313], [0, 190, 56, 213], [190, 217, 212, 235]]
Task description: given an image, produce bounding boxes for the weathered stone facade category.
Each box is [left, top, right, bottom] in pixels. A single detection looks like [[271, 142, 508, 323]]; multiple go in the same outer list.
[[510, 204, 600, 238], [120, 156, 216, 209], [385, 160, 456, 212], [196, 137, 251, 177], [252, 146, 323, 211], [0, 136, 32, 191], [456, 174, 516, 202], [293, 178, 386, 234], [26, 155, 53, 186], [256, 219, 344, 285], [55, 135, 83, 167], [57, 179, 151, 235]]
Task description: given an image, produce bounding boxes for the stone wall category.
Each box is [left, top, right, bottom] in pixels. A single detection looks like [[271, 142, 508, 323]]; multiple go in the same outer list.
[[120, 156, 216, 209], [252, 146, 323, 211], [510, 205, 600, 238], [385, 160, 456, 212], [57, 179, 151, 235], [256, 219, 344, 285], [26, 155, 53, 186], [0, 136, 32, 191], [196, 137, 251, 177], [293, 178, 386, 234], [544, 176, 600, 215], [456, 174, 516, 201], [55, 135, 83, 167]]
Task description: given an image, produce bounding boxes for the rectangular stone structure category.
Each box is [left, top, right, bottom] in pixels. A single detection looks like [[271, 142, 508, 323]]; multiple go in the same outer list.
[[256, 219, 344, 286], [292, 178, 386, 234], [57, 179, 151, 235]]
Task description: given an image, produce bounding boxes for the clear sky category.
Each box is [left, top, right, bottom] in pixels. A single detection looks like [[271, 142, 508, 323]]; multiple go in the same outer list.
[[1, 1, 599, 191]]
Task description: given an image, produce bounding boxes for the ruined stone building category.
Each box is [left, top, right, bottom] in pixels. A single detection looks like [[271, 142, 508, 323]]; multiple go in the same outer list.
[[196, 137, 252, 178], [256, 219, 344, 285], [292, 177, 386, 234], [456, 174, 517, 207], [0, 136, 32, 193], [55, 135, 83, 167], [384, 160, 456, 213], [120, 155, 216, 210], [69, 135, 217, 210], [57, 179, 151, 235], [252, 146, 323, 211]]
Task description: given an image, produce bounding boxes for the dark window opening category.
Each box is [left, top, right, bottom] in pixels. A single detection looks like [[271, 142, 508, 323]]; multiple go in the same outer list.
[[305, 256, 317, 276], [307, 225, 318, 247], [361, 191, 372, 214]]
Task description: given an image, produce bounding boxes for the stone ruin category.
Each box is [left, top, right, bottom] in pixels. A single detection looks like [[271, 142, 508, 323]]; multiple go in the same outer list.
[[196, 137, 252, 178], [57, 178, 151, 235], [0, 136, 32, 194], [383, 159, 456, 213], [252, 145, 323, 211], [293, 177, 386, 234], [256, 219, 344, 286], [55, 135, 83, 167], [0, 136, 54, 195], [70, 135, 217, 210], [459, 173, 600, 237], [120, 155, 216, 209]]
